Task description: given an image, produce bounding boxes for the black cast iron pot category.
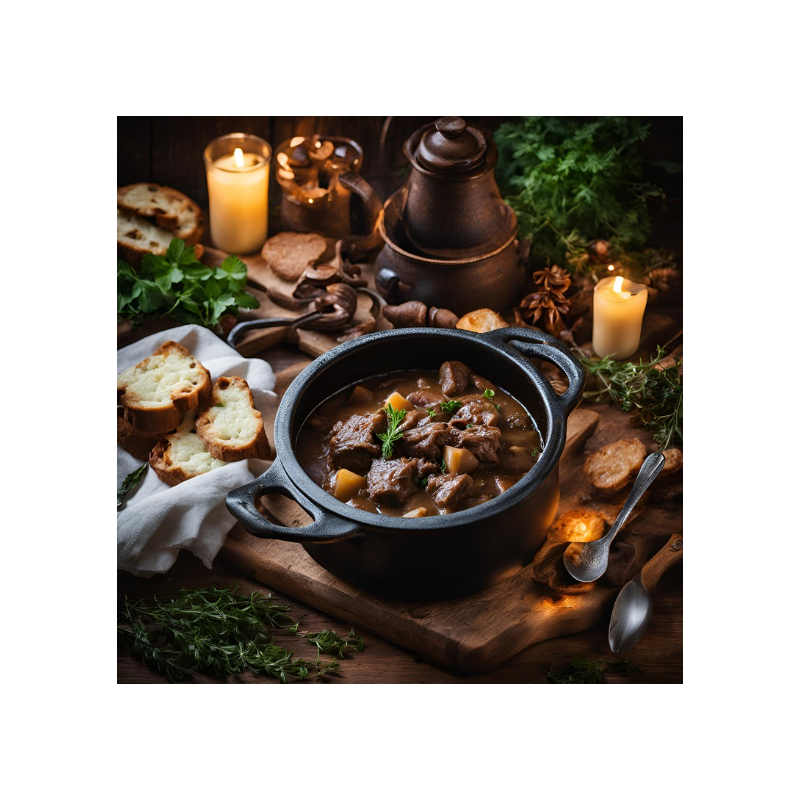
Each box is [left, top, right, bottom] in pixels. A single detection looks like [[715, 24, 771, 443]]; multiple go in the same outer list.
[[226, 327, 585, 599]]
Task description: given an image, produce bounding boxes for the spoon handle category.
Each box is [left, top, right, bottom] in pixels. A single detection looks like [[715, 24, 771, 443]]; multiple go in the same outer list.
[[641, 533, 683, 592], [605, 452, 666, 544]]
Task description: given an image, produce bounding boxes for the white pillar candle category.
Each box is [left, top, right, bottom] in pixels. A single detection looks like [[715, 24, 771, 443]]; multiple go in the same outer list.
[[592, 274, 648, 359], [204, 134, 271, 254]]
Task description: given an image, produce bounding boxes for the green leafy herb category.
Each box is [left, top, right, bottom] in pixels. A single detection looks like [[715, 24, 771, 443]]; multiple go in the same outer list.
[[118, 464, 148, 499], [215, 403, 224, 408], [482, 388, 496, 399], [495, 117, 676, 270], [118, 587, 363, 683], [440, 399, 463, 414], [545, 657, 641, 684], [426, 408, 437, 419], [418, 476, 429, 488], [117, 239, 260, 329], [531, 448, 540, 459], [377, 403, 407, 459], [579, 345, 682, 450], [466, 423, 473, 429], [440, 460, 447, 473]]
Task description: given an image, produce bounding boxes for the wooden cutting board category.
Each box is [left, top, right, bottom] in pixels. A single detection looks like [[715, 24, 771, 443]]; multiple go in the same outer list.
[[221, 389, 683, 674]]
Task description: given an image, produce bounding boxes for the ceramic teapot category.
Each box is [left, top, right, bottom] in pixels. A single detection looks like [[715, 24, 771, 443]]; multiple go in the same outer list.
[[401, 116, 516, 258]]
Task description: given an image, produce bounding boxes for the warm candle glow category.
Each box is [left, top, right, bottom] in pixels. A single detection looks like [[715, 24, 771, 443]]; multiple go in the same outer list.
[[613, 276, 624, 293], [276, 152, 289, 169], [592, 275, 648, 359], [290, 136, 305, 147], [233, 147, 245, 168], [608, 264, 615, 271]]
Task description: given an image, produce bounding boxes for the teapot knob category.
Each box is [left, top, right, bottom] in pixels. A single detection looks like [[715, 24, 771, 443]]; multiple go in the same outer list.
[[435, 117, 467, 139]]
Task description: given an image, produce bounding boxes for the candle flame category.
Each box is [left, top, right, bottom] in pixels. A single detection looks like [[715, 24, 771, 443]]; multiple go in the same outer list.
[[233, 147, 245, 168], [290, 136, 305, 147], [613, 276, 625, 293], [608, 264, 615, 271], [315, 141, 321, 148]]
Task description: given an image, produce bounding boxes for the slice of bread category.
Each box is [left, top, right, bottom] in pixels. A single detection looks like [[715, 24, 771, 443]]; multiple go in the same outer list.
[[196, 377, 271, 461], [149, 412, 227, 485], [118, 341, 212, 433], [117, 407, 165, 460], [117, 183, 204, 242], [261, 232, 328, 281]]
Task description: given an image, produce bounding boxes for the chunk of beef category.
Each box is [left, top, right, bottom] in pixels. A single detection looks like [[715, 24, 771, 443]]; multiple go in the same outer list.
[[397, 421, 448, 461], [439, 361, 471, 397], [366, 457, 418, 506], [396, 410, 430, 431], [407, 389, 445, 409], [413, 459, 441, 481], [470, 372, 497, 394], [503, 409, 530, 429], [328, 411, 382, 472], [446, 424, 502, 464], [497, 445, 535, 474], [426, 472, 478, 513], [451, 397, 501, 427]]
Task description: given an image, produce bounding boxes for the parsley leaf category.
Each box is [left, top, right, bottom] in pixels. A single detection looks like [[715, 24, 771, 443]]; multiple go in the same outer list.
[[482, 388, 496, 399], [440, 400, 463, 414]]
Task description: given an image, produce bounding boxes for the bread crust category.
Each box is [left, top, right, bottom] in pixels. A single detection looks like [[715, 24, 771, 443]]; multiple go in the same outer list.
[[149, 439, 191, 486], [117, 183, 204, 246], [117, 408, 164, 460], [196, 376, 272, 461], [261, 232, 328, 281], [118, 341, 212, 433]]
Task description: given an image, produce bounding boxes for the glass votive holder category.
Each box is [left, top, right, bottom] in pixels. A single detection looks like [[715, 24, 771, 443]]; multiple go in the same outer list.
[[203, 132, 271, 254]]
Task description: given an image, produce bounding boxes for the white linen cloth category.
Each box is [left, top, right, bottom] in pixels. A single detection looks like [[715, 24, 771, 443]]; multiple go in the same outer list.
[[117, 324, 275, 577]]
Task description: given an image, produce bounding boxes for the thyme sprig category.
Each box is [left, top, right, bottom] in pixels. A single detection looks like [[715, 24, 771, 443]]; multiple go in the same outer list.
[[579, 345, 682, 450], [377, 403, 407, 459], [545, 657, 641, 684], [118, 587, 363, 683]]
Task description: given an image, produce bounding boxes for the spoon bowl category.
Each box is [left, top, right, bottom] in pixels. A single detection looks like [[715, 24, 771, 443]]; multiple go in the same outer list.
[[564, 452, 665, 583], [608, 573, 653, 653]]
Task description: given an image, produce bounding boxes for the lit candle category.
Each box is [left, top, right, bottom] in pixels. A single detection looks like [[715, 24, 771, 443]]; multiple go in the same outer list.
[[592, 272, 648, 359], [203, 133, 271, 254]]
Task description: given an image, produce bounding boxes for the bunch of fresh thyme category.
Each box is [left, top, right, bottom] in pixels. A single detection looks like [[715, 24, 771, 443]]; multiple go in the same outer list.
[[118, 586, 363, 683], [579, 345, 682, 450], [545, 657, 641, 684]]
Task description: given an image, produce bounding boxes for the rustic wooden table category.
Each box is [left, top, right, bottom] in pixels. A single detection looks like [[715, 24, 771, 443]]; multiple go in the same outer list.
[[117, 339, 683, 685]]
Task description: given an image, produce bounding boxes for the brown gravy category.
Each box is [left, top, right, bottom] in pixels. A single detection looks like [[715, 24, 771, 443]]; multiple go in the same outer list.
[[295, 364, 542, 517]]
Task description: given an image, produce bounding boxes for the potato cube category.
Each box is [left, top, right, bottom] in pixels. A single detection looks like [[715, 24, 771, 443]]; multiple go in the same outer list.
[[383, 391, 414, 413], [333, 469, 367, 502], [402, 507, 428, 518], [443, 445, 479, 474], [349, 385, 374, 405]]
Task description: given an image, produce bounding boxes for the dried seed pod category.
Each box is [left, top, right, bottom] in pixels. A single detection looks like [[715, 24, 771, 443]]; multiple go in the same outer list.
[[302, 263, 340, 286], [383, 301, 427, 328], [428, 306, 458, 328]]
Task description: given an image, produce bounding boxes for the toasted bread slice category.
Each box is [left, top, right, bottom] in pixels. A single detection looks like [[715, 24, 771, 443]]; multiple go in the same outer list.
[[584, 437, 647, 495], [117, 183, 204, 241], [117, 407, 165, 460], [456, 308, 509, 333], [196, 377, 271, 461], [118, 341, 212, 433], [149, 412, 226, 486], [261, 231, 328, 281]]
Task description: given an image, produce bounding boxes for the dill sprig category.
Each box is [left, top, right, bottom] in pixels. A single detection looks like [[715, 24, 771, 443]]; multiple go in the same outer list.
[[545, 657, 641, 684], [118, 586, 363, 683], [377, 403, 407, 459], [579, 345, 682, 450]]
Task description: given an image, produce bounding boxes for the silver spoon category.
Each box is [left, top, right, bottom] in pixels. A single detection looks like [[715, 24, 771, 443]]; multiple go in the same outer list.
[[564, 451, 665, 582], [609, 533, 683, 653]]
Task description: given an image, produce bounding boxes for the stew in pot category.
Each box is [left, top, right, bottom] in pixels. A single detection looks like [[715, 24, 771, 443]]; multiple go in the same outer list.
[[295, 361, 543, 517]]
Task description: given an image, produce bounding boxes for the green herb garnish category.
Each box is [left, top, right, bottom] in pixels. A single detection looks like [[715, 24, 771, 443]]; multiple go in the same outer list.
[[579, 345, 682, 450], [118, 587, 363, 683], [117, 239, 260, 329], [531, 448, 540, 459], [417, 476, 429, 488], [482, 388, 495, 399], [440, 460, 447, 473], [466, 423, 473, 429], [545, 657, 641, 684], [118, 463, 148, 499], [426, 408, 437, 419], [440, 399, 463, 414], [377, 403, 407, 459]]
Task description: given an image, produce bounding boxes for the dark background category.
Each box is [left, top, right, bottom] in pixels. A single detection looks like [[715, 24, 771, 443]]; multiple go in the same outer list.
[[117, 116, 682, 248]]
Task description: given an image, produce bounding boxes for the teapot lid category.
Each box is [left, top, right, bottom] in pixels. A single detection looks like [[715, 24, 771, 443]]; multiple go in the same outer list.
[[415, 117, 487, 173]]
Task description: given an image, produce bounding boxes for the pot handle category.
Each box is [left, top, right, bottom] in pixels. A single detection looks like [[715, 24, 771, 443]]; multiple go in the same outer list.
[[483, 327, 585, 415], [338, 171, 384, 261], [226, 461, 361, 543]]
